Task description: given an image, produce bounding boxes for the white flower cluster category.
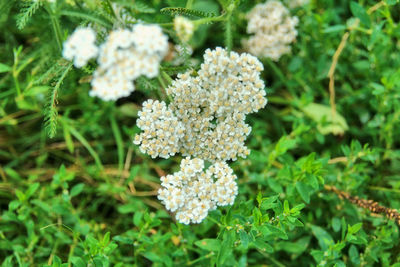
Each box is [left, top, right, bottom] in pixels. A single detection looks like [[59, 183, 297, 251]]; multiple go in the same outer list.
[[158, 158, 238, 224], [244, 0, 299, 61], [62, 27, 98, 68], [90, 25, 168, 101], [174, 16, 194, 43], [134, 99, 184, 159], [62, 24, 168, 101], [134, 47, 267, 162]]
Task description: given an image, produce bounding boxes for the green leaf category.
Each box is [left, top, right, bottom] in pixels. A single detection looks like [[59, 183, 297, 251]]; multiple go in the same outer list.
[[103, 232, 111, 245], [9, 200, 20, 211], [265, 224, 288, 240], [350, 2, 371, 27], [311, 225, 334, 250], [70, 183, 85, 197], [195, 238, 221, 251], [301, 103, 349, 135], [217, 230, 234, 266], [133, 211, 143, 227], [332, 217, 341, 232], [253, 239, 274, 253], [71, 257, 86, 267], [295, 181, 311, 203], [0, 63, 11, 73], [275, 236, 311, 254], [60, 10, 113, 29], [239, 231, 249, 249], [349, 245, 360, 264], [283, 200, 290, 213], [16, 1, 42, 30], [348, 223, 362, 234], [384, 0, 398, 5], [267, 178, 283, 193], [26, 183, 40, 198]]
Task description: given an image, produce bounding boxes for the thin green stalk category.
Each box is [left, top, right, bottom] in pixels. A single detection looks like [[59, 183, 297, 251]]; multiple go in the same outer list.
[[161, 70, 173, 85], [193, 14, 225, 27], [187, 252, 214, 266], [157, 75, 173, 103], [225, 14, 233, 51], [45, 3, 63, 52], [64, 120, 104, 171], [12, 49, 21, 96], [369, 186, 400, 194], [109, 114, 125, 171], [186, 0, 194, 9], [264, 58, 291, 88]]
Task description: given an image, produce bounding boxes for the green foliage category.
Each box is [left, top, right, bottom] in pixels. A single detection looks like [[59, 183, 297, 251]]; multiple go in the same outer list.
[[1, 0, 400, 266], [16, 0, 42, 30]]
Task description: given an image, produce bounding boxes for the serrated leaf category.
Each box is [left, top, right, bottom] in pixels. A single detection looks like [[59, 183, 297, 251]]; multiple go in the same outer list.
[[160, 7, 215, 18]]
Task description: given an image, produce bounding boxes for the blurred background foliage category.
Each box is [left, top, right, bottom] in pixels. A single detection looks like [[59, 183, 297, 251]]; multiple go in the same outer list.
[[0, 0, 400, 266]]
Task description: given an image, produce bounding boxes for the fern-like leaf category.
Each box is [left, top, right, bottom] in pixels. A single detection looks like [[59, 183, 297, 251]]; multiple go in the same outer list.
[[114, 0, 155, 13], [34, 58, 68, 85], [136, 77, 159, 91], [16, 1, 42, 30], [60, 9, 113, 29], [131, 1, 156, 13], [44, 63, 73, 138], [160, 7, 215, 18], [161, 64, 194, 75]]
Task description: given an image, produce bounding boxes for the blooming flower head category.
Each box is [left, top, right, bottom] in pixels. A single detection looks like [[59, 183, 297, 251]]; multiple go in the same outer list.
[[157, 157, 238, 224], [62, 27, 98, 68], [134, 47, 267, 162], [89, 24, 169, 101], [133, 99, 184, 159], [174, 16, 195, 43], [244, 0, 299, 61]]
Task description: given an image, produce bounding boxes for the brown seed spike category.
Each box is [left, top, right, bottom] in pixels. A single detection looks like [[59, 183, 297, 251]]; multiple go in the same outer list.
[[324, 185, 400, 226]]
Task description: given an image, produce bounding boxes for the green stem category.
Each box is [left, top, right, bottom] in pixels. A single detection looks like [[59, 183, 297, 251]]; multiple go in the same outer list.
[[368, 186, 400, 194], [45, 3, 63, 52], [157, 75, 173, 103], [225, 14, 232, 51], [187, 252, 214, 265], [12, 49, 21, 96], [193, 14, 225, 27], [186, 0, 194, 9]]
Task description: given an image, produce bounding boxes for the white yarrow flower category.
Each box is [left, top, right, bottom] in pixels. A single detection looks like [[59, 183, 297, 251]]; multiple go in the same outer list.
[[89, 24, 169, 101], [158, 158, 238, 224], [243, 0, 299, 61], [62, 27, 98, 68], [135, 47, 267, 162]]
